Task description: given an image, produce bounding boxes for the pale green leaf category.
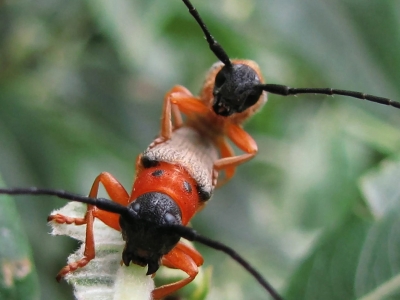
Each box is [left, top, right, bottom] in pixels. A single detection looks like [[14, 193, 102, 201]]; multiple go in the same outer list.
[[49, 202, 154, 300]]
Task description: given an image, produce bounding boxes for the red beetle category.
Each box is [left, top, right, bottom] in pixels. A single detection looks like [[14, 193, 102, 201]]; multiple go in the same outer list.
[[1, 0, 399, 299]]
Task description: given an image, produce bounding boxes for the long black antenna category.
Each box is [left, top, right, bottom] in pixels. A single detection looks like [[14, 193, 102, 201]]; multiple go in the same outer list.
[[166, 224, 283, 300], [0, 187, 283, 300], [0, 187, 128, 215], [259, 84, 400, 109], [181, 0, 232, 67]]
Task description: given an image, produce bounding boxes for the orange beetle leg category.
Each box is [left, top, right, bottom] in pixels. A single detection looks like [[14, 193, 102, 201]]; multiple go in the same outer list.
[[174, 241, 204, 267], [148, 85, 195, 150], [215, 138, 236, 187], [89, 172, 130, 230], [214, 153, 255, 172], [214, 123, 257, 178], [172, 101, 184, 129], [152, 242, 203, 299], [170, 92, 209, 116], [227, 123, 258, 154], [48, 172, 129, 281], [48, 205, 97, 281], [160, 85, 194, 140]]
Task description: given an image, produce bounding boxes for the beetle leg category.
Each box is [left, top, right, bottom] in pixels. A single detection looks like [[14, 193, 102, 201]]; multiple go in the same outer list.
[[48, 172, 129, 280], [169, 93, 209, 116], [161, 85, 196, 139], [152, 241, 203, 299], [214, 123, 257, 184], [148, 85, 197, 150], [214, 138, 236, 187], [174, 241, 204, 266]]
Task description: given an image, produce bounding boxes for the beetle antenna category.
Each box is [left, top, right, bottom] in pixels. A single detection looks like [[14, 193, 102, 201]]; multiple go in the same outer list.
[[0, 187, 283, 300], [163, 225, 283, 300], [256, 84, 400, 109], [0, 187, 129, 216], [181, 0, 232, 67]]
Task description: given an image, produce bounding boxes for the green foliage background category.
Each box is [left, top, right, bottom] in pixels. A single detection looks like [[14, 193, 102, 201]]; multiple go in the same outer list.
[[0, 0, 399, 299]]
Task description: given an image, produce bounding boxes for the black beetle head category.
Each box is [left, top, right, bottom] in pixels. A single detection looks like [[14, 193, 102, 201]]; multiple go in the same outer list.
[[212, 64, 262, 116], [119, 192, 182, 275]]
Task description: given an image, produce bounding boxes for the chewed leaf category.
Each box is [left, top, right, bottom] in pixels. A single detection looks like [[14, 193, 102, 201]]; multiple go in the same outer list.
[[49, 202, 154, 300], [0, 191, 40, 300]]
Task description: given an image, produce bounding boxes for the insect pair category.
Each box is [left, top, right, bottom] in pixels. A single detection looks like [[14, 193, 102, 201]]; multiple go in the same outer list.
[[1, 0, 398, 300]]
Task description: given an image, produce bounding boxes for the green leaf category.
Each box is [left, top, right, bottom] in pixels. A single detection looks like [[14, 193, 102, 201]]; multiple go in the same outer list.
[[286, 158, 400, 300], [355, 207, 400, 300], [355, 159, 400, 299], [0, 186, 40, 300], [285, 215, 370, 300], [360, 159, 400, 219]]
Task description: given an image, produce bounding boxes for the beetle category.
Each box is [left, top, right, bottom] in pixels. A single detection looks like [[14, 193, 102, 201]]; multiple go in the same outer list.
[[41, 71, 268, 298], [0, 0, 400, 300], [0, 30, 280, 300], [0, 0, 281, 298], [0, 66, 278, 297]]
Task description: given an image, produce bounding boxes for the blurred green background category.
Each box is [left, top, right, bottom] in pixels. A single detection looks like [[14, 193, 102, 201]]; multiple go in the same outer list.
[[1, 0, 400, 299]]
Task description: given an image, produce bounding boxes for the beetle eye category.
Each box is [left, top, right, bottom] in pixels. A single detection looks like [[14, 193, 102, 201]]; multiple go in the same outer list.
[[243, 92, 261, 110], [164, 212, 178, 225], [132, 202, 140, 212], [215, 71, 226, 87]]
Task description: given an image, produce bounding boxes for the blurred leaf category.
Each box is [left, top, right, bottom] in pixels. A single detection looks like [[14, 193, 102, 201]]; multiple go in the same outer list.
[[355, 159, 400, 300], [340, 105, 400, 155], [285, 215, 370, 300], [355, 207, 400, 300], [286, 157, 400, 300], [360, 159, 400, 219], [0, 181, 40, 300]]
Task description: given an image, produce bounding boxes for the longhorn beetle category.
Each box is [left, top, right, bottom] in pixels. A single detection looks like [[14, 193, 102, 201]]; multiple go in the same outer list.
[[0, 1, 279, 295], [0, 0, 398, 300]]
